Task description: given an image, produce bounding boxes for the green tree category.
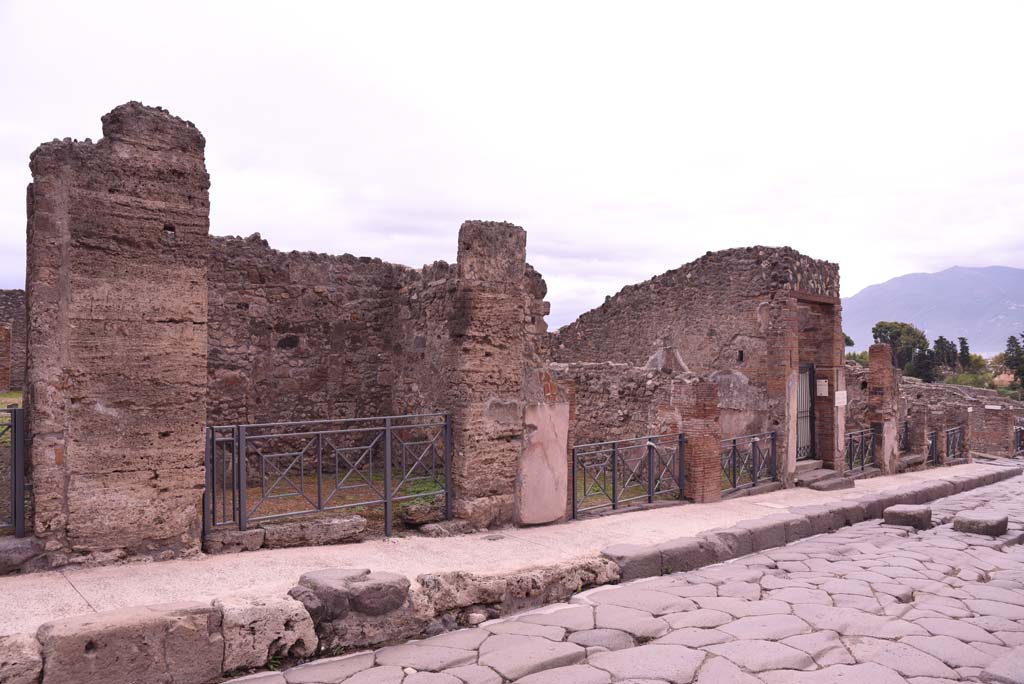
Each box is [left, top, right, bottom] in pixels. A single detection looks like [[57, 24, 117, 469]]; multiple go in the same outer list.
[[1007, 335, 1024, 384], [872, 321, 929, 369], [933, 336, 957, 368], [905, 348, 937, 382], [844, 333, 855, 347], [958, 337, 971, 370]]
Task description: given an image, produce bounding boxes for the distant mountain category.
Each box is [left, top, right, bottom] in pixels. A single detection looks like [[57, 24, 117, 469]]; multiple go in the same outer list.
[[842, 266, 1024, 357]]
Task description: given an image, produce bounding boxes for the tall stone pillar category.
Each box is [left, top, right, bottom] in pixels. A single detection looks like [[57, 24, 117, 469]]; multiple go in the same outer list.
[[866, 343, 899, 473], [447, 221, 529, 527], [26, 103, 209, 564]]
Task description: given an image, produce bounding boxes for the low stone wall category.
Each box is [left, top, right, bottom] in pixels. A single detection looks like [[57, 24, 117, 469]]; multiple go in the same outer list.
[[4, 463, 1017, 684], [0, 325, 10, 391]]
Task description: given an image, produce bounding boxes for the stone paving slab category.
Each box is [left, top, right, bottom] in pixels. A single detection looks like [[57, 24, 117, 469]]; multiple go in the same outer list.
[[1, 463, 1009, 637], [215, 468, 1024, 684]]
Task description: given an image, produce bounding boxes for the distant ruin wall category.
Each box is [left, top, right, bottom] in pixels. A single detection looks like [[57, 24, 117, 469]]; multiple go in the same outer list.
[[26, 103, 210, 564], [551, 246, 839, 375], [0, 289, 26, 391]]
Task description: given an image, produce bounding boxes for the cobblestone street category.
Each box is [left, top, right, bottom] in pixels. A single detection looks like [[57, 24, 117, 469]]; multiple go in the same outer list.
[[234, 473, 1024, 684]]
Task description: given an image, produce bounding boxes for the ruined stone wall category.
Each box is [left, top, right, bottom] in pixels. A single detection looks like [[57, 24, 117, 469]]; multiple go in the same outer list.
[[902, 378, 1024, 456], [844, 362, 871, 431], [0, 289, 26, 391], [207, 234, 409, 426], [551, 246, 840, 375], [0, 325, 10, 391], [26, 103, 210, 565]]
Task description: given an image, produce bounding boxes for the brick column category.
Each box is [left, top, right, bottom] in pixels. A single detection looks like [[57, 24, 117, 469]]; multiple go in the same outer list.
[[866, 344, 899, 473], [680, 379, 723, 503], [26, 103, 209, 563], [765, 297, 799, 484]]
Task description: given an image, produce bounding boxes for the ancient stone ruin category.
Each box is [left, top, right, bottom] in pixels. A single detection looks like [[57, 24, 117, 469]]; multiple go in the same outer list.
[[0, 101, 1020, 576]]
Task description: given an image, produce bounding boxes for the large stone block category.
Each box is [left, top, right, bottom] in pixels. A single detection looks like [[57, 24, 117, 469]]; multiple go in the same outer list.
[[656, 537, 716, 574], [261, 515, 366, 549], [215, 595, 317, 671], [600, 544, 661, 581], [516, 402, 570, 525], [203, 528, 265, 555], [36, 601, 223, 684], [0, 633, 42, 684], [0, 536, 41, 574], [883, 505, 932, 530], [953, 510, 1009, 537]]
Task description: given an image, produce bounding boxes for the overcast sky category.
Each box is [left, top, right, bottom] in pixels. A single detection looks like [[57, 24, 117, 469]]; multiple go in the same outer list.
[[2, 1, 1023, 327]]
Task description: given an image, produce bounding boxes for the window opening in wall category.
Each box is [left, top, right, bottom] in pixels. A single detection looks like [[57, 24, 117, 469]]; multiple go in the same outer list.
[[737, 350, 744, 362]]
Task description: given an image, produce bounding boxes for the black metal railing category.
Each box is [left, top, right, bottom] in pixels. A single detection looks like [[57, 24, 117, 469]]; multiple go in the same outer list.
[[721, 432, 778, 493], [898, 420, 910, 453], [571, 433, 685, 519], [204, 413, 453, 536], [927, 430, 939, 465], [945, 426, 964, 460], [0, 408, 27, 537], [1015, 426, 1023, 456], [845, 428, 876, 471]]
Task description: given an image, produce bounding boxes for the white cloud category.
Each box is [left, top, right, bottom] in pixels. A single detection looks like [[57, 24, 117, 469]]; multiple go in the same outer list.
[[1, 0, 1023, 327]]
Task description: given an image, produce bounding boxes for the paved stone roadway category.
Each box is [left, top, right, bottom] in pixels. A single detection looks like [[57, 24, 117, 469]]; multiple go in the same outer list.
[[236, 476, 1024, 684]]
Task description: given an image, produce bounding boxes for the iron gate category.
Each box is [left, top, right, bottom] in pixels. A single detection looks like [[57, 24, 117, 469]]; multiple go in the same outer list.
[[898, 420, 910, 453], [721, 432, 778, 493], [845, 428, 876, 471], [571, 433, 685, 518], [945, 426, 964, 460], [797, 365, 816, 460], [1016, 426, 1023, 456], [927, 430, 939, 465], [1, 408, 27, 537], [204, 413, 453, 536]]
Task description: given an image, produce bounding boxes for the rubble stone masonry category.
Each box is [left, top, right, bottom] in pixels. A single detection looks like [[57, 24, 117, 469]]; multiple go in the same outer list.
[[0, 325, 10, 391], [25, 103, 210, 563], [0, 289, 26, 391]]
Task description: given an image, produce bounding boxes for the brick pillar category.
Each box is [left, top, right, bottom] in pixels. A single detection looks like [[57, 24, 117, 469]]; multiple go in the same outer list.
[[26, 103, 209, 563], [447, 221, 528, 527], [0, 324, 10, 392], [908, 408, 928, 455], [931, 411, 947, 465], [680, 379, 723, 503], [866, 343, 899, 473]]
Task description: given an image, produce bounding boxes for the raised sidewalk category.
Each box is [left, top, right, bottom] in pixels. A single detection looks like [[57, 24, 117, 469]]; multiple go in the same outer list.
[[2, 462, 1016, 637]]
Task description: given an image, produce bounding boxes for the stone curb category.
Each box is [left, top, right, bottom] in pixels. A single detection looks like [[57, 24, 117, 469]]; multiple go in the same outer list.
[[600, 465, 1023, 582], [4, 465, 1019, 684]]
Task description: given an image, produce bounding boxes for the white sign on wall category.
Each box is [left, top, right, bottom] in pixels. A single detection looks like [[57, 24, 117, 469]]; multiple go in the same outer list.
[[816, 379, 829, 397], [834, 390, 848, 407], [985, 405, 1002, 410]]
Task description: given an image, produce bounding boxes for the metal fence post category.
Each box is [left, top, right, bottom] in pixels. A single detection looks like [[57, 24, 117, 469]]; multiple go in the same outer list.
[[731, 439, 738, 490], [13, 408, 26, 538], [315, 432, 323, 511], [571, 447, 579, 519], [384, 417, 393, 536], [751, 436, 760, 486], [237, 425, 248, 532], [610, 442, 619, 510], [203, 428, 213, 535], [677, 434, 686, 500], [444, 414, 453, 521], [770, 432, 778, 480], [646, 439, 655, 503]]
